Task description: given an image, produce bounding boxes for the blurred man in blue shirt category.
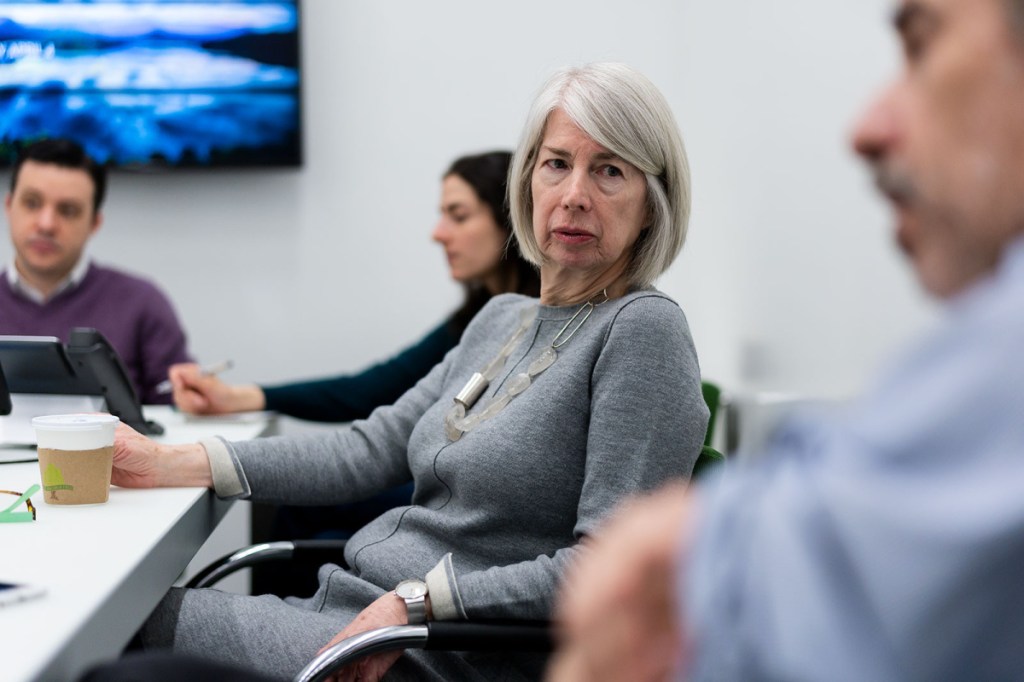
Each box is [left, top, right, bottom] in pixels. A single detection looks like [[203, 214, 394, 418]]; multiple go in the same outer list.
[[551, 1, 1024, 680]]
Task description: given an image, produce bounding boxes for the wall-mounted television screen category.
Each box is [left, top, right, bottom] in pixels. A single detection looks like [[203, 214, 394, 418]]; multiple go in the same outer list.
[[0, 0, 301, 169]]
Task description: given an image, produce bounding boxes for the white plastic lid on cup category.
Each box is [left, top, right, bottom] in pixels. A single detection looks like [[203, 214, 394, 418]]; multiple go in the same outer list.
[[31, 414, 120, 450]]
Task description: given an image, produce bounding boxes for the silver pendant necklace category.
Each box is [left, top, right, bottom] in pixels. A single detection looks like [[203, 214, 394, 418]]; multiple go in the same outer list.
[[444, 290, 609, 441]]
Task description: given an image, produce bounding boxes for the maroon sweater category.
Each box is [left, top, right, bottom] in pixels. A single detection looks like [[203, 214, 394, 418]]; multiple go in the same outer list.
[[0, 263, 191, 404]]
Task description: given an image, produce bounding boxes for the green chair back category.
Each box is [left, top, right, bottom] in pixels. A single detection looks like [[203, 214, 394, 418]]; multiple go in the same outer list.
[[701, 380, 721, 447], [692, 381, 724, 481], [692, 444, 725, 480]]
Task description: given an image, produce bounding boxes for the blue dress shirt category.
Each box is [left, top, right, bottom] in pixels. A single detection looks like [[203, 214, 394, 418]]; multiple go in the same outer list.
[[685, 236, 1024, 681]]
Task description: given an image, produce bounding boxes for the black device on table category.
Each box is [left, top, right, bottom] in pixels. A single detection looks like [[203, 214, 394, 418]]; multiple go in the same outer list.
[[0, 328, 163, 435], [0, 361, 11, 417]]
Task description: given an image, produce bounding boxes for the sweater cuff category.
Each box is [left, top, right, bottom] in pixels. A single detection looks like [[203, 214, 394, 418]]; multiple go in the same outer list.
[[202, 437, 250, 499], [425, 553, 466, 620]]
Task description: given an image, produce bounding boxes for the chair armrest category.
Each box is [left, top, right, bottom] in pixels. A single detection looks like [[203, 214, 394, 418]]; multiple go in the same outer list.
[[425, 620, 553, 651], [294, 625, 429, 682], [292, 620, 553, 682], [187, 539, 347, 589]]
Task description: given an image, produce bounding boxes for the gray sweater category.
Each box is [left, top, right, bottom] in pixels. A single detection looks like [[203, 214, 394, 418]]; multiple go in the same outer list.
[[201, 290, 706, 675]]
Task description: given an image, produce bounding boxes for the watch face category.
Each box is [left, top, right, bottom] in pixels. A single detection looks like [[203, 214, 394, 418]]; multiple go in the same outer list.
[[396, 580, 428, 599]]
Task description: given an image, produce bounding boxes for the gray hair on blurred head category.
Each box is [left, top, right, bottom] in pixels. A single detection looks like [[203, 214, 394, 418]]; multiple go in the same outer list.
[[508, 62, 691, 288]]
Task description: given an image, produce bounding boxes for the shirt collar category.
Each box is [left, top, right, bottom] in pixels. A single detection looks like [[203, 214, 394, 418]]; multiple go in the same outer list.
[[7, 257, 91, 304]]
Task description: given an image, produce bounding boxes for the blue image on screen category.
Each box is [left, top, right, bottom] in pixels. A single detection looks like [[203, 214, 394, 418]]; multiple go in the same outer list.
[[0, 0, 302, 168]]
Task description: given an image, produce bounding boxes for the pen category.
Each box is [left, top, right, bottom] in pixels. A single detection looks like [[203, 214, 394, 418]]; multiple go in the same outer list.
[[156, 360, 234, 395]]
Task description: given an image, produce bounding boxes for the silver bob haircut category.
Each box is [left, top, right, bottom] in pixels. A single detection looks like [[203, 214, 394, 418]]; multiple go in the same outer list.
[[508, 62, 691, 288]]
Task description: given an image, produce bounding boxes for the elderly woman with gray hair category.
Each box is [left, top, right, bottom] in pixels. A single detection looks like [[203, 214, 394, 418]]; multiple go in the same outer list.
[[108, 62, 708, 681]]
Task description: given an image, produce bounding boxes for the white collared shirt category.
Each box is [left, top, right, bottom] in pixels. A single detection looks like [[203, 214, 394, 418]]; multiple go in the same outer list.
[[6, 257, 91, 304]]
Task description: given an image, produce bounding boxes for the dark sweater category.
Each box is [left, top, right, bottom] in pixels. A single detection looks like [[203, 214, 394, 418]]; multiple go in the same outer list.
[[260, 320, 460, 422], [0, 263, 191, 404]]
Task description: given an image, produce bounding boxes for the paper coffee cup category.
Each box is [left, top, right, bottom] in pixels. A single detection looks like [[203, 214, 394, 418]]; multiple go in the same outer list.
[[32, 414, 120, 505]]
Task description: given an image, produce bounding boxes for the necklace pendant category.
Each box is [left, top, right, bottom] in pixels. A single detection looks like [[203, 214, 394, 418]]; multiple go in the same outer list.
[[505, 372, 532, 396], [480, 393, 512, 419], [528, 347, 558, 374], [444, 403, 466, 441], [444, 417, 463, 442], [454, 372, 489, 409]]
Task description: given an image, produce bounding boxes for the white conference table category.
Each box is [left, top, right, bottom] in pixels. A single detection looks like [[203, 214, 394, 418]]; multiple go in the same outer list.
[[0, 406, 274, 682]]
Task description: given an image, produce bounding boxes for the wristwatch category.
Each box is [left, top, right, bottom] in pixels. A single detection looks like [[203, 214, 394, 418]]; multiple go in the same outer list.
[[394, 579, 429, 624]]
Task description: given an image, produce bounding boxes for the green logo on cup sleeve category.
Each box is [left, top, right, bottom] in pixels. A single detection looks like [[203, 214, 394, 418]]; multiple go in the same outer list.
[[42, 463, 74, 500]]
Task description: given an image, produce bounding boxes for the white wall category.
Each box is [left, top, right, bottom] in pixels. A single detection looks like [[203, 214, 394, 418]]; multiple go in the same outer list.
[[675, 0, 940, 399], [1, 0, 938, 402]]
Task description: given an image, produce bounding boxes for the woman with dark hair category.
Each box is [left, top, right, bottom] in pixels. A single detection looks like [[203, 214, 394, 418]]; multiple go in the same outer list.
[[442, 151, 541, 335], [168, 150, 539, 421], [169, 151, 540, 597]]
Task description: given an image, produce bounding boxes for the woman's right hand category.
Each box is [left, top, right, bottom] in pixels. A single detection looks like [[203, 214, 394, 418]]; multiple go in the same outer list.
[[169, 363, 265, 415], [111, 422, 168, 488], [112, 423, 214, 489]]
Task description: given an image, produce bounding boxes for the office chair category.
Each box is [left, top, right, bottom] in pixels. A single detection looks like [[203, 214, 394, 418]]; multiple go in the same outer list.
[[187, 382, 727, 681], [701, 380, 721, 446], [186, 543, 555, 682], [188, 444, 725, 682], [692, 380, 725, 478]]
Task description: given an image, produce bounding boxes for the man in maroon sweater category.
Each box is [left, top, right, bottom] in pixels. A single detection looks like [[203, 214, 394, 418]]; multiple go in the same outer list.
[[1, 139, 191, 404]]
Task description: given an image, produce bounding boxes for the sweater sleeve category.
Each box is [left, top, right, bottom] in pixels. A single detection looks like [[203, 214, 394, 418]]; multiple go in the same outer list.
[[222, 347, 455, 506], [260, 320, 459, 422], [439, 295, 709, 620]]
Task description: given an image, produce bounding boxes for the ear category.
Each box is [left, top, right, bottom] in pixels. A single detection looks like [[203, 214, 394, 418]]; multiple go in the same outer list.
[[90, 210, 104, 236]]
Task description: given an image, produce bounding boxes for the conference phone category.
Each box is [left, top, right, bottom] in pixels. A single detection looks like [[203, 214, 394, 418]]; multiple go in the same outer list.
[[0, 328, 163, 438]]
